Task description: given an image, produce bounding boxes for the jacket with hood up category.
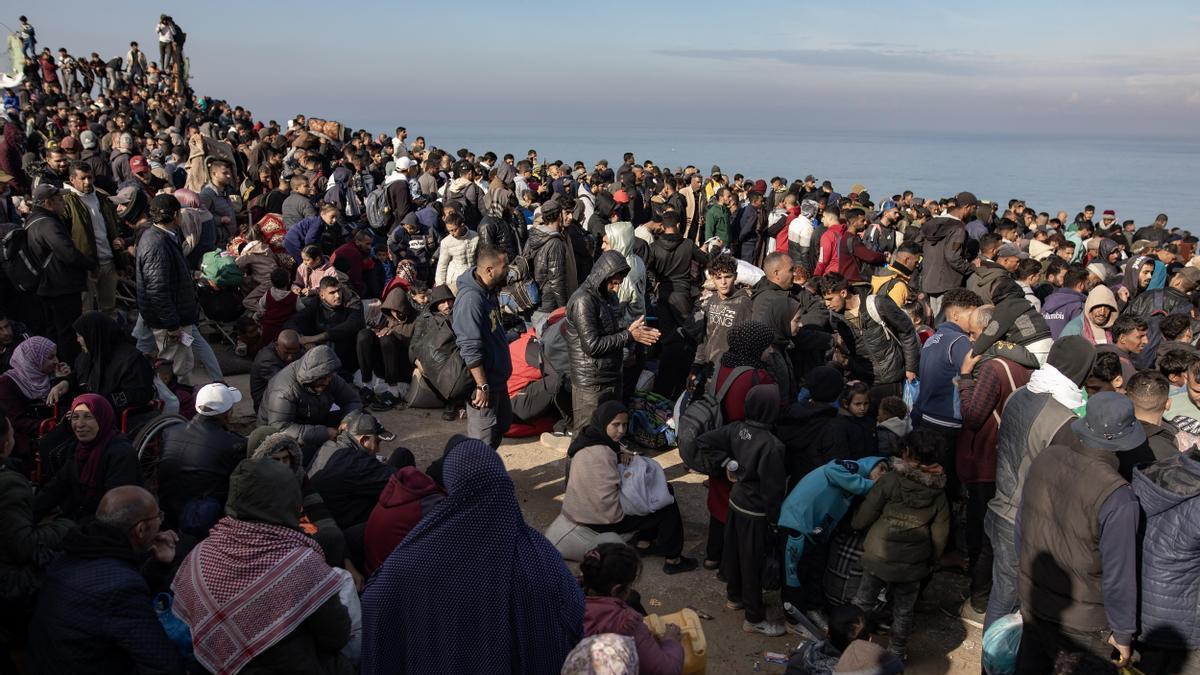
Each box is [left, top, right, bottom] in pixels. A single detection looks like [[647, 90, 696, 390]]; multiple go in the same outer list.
[[564, 251, 633, 390], [916, 216, 973, 295], [257, 345, 362, 453], [1042, 287, 1087, 339], [696, 385, 786, 520], [363, 467, 443, 575], [604, 222, 646, 327], [852, 458, 951, 583], [1135, 449, 1200, 650], [1060, 284, 1118, 343]]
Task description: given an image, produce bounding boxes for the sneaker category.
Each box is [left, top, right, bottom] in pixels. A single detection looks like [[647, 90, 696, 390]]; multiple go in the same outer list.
[[940, 600, 986, 629], [662, 556, 698, 575], [540, 432, 573, 452], [724, 600, 745, 611], [358, 387, 376, 406], [743, 619, 786, 637], [370, 392, 398, 411], [783, 603, 826, 640]]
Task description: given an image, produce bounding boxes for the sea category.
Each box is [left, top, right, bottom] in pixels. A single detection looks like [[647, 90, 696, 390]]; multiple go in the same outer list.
[[348, 120, 1200, 231]]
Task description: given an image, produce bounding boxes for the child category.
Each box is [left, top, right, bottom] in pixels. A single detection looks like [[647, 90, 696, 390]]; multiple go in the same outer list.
[[580, 543, 685, 675], [258, 267, 298, 347], [786, 605, 903, 675], [850, 428, 950, 662], [823, 381, 876, 461], [777, 366, 845, 489], [233, 316, 262, 358], [696, 384, 788, 636], [1158, 348, 1194, 397], [778, 457, 889, 637], [875, 396, 910, 457], [902, 300, 934, 345], [293, 244, 337, 299], [408, 282, 430, 313], [692, 254, 753, 388]]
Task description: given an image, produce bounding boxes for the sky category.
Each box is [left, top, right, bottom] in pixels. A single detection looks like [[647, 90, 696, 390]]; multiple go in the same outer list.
[[18, 1, 1200, 137]]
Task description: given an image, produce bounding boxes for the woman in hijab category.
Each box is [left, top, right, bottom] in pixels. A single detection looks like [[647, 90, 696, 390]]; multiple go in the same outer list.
[[561, 634, 639, 675], [562, 401, 696, 575], [703, 320, 776, 569], [33, 394, 141, 521], [362, 439, 584, 675], [0, 337, 70, 467], [1061, 284, 1118, 345], [173, 457, 352, 675], [73, 312, 156, 417]]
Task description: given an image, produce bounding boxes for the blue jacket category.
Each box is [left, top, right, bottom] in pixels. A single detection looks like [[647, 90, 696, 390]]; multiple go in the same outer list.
[[452, 267, 513, 386], [913, 322, 971, 428], [1134, 450, 1200, 650], [29, 523, 182, 675], [283, 215, 325, 264], [778, 457, 886, 587]]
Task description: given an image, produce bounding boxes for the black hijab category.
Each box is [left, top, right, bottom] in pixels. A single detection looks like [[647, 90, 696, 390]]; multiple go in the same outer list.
[[720, 320, 773, 370], [567, 400, 627, 457], [72, 311, 147, 398]]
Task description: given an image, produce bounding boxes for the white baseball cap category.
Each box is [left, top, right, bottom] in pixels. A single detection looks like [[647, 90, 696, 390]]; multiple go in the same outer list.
[[195, 383, 243, 416], [394, 156, 416, 171]]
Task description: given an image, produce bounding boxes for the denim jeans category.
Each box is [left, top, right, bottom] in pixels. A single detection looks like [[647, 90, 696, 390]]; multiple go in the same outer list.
[[983, 512, 1019, 632], [854, 573, 920, 656], [133, 317, 223, 382]]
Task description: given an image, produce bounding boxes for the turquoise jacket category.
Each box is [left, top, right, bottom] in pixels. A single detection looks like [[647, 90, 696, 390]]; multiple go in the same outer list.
[[778, 457, 887, 587]]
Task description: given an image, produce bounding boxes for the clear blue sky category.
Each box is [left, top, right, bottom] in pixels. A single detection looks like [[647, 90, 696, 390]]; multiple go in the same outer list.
[[18, 1, 1200, 136]]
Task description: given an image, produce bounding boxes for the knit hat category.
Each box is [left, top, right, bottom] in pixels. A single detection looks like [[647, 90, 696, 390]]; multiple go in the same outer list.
[[1071, 391, 1146, 452], [1046, 336, 1096, 387], [807, 366, 846, 403]]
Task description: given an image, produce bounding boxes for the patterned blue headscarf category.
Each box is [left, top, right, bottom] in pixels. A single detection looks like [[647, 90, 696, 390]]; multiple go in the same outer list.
[[361, 439, 584, 675]]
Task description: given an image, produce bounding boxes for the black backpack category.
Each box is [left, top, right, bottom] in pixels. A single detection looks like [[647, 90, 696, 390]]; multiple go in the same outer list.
[[447, 184, 483, 230], [0, 217, 50, 293], [676, 366, 757, 473]]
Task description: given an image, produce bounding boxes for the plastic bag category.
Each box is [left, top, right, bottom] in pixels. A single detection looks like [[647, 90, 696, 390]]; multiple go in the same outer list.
[[981, 612, 1022, 675], [154, 592, 195, 661], [902, 379, 920, 410], [619, 455, 674, 516]]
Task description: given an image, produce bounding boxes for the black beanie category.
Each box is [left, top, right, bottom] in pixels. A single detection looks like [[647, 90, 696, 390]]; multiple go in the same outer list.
[[1046, 335, 1096, 387], [807, 366, 845, 403]]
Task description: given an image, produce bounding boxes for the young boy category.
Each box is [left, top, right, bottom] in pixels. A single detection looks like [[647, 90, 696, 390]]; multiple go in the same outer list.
[[697, 384, 788, 636], [779, 456, 889, 637], [851, 428, 951, 662], [875, 396, 910, 457], [692, 254, 753, 387]]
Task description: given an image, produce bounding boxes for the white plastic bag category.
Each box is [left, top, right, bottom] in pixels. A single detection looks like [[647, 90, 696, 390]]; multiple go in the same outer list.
[[619, 455, 674, 516]]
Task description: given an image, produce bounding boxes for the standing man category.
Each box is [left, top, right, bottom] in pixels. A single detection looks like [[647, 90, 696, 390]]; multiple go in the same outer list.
[[452, 246, 514, 448], [200, 158, 237, 240], [1015, 393, 1140, 671], [679, 173, 706, 243], [918, 191, 978, 315], [703, 188, 734, 249], [25, 183, 96, 364], [62, 162, 123, 318], [137, 194, 199, 384]]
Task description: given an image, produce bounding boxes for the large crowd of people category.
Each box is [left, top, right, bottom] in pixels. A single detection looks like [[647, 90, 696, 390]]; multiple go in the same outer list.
[[2, 13, 1200, 675]]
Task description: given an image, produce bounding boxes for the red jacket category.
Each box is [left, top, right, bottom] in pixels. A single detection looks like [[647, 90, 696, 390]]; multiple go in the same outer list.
[[584, 596, 684, 675], [813, 223, 885, 282], [956, 356, 1032, 484], [331, 241, 370, 295], [364, 467, 444, 574]]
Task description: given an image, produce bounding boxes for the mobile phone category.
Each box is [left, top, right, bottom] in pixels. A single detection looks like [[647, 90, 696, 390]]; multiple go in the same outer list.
[[644, 315, 657, 328]]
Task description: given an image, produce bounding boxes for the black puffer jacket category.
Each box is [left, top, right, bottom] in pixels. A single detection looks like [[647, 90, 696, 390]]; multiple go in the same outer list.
[[135, 224, 198, 330], [25, 206, 96, 297], [565, 251, 632, 389], [257, 345, 362, 454], [477, 215, 520, 262], [524, 225, 571, 312], [157, 416, 247, 524], [833, 289, 920, 386]]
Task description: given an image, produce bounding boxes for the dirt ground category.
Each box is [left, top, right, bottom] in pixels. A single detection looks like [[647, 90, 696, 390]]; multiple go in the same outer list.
[[224, 371, 983, 674]]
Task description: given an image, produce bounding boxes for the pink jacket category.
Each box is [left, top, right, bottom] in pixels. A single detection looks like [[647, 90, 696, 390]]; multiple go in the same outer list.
[[584, 596, 684, 675], [292, 257, 337, 297]]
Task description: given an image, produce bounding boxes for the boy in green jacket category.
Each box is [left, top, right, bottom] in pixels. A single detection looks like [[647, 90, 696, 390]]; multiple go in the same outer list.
[[850, 428, 950, 662]]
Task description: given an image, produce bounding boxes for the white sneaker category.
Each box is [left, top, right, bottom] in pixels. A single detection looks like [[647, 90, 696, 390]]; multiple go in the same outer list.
[[743, 619, 786, 637]]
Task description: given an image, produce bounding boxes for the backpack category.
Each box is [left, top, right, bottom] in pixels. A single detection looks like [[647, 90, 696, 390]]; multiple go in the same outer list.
[[0, 217, 51, 293], [447, 184, 483, 230], [677, 366, 758, 473], [200, 250, 244, 289], [864, 294, 897, 342], [364, 186, 390, 231]]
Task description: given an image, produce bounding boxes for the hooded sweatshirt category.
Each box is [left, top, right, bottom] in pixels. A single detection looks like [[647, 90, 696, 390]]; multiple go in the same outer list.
[[696, 384, 786, 520], [1060, 284, 1117, 344], [1134, 450, 1200, 649], [604, 222, 646, 327], [451, 266, 512, 386], [363, 467, 444, 575], [1041, 287, 1087, 339]]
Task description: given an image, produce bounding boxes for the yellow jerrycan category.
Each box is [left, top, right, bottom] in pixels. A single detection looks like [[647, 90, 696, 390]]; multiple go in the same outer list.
[[643, 608, 707, 674]]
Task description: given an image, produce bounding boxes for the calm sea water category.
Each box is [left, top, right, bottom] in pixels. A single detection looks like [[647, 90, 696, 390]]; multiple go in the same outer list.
[[353, 120, 1200, 230]]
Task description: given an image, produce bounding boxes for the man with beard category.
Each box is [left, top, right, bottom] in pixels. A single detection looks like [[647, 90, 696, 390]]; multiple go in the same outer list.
[[452, 245, 514, 447]]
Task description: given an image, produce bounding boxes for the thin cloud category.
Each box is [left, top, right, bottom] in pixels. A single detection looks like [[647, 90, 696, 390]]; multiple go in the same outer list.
[[655, 46, 993, 76]]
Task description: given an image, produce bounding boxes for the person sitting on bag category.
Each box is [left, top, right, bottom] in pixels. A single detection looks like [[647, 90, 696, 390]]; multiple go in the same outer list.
[[560, 401, 697, 575], [695, 383, 788, 637]]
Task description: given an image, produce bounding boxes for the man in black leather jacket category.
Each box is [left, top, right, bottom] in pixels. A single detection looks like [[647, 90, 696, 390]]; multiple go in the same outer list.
[[157, 383, 247, 530]]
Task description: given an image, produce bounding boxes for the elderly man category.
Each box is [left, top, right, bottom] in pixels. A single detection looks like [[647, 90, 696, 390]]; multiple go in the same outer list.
[[258, 345, 362, 464], [30, 486, 183, 675]]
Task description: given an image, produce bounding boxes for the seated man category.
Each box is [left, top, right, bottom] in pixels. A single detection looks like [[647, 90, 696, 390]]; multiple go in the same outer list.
[[157, 383, 248, 532], [258, 345, 362, 465], [286, 276, 365, 378], [250, 329, 303, 412], [307, 410, 411, 530], [29, 486, 183, 675]]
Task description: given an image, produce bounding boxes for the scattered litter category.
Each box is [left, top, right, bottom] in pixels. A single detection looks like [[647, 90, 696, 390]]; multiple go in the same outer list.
[[763, 651, 788, 665], [647, 597, 662, 607], [687, 604, 713, 620]]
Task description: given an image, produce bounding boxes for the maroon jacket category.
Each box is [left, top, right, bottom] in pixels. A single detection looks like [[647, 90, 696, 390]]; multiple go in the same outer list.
[[584, 596, 684, 675], [330, 241, 369, 295], [956, 356, 1032, 484], [364, 467, 443, 574]]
